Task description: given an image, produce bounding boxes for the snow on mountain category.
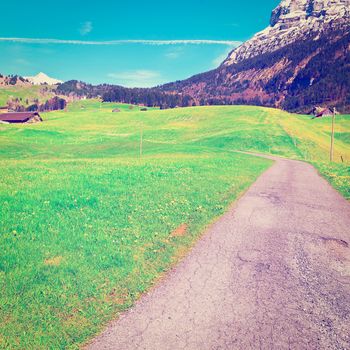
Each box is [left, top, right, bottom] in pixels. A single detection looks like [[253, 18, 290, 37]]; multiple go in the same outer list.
[[24, 72, 63, 85], [223, 0, 350, 65], [159, 0, 350, 113]]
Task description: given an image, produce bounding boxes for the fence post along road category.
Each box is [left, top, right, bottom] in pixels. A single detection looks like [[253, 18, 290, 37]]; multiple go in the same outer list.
[[312, 106, 338, 162]]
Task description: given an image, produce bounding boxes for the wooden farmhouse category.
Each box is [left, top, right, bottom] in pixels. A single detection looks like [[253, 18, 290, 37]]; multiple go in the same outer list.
[[312, 107, 334, 119], [0, 112, 43, 124]]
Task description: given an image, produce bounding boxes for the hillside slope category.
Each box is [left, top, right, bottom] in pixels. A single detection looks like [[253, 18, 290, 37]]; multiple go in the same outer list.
[[161, 0, 350, 113], [0, 102, 349, 349], [0, 74, 31, 88]]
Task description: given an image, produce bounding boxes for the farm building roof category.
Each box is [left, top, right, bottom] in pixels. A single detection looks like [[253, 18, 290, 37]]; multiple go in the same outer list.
[[316, 108, 333, 117], [0, 112, 42, 123]]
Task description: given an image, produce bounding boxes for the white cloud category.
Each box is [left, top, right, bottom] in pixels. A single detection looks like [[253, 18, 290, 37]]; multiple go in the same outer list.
[[165, 47, 183, 59], [212, 47, 234, 67], [14, 58, 30, 65], [108, 70, 165, 88], [79, 21, 93, 36], [212, 53, 227, 67], [0, 37, 242, 47], [165, 51, 180, 59]]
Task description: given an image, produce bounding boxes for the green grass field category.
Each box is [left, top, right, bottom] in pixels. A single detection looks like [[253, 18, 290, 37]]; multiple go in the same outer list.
[[0, 85, 57, 107], [0, 100, 349, 349]]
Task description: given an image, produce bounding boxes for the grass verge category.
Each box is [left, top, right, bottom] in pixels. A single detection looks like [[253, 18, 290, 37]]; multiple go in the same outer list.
[[0, 152, 271, 349]]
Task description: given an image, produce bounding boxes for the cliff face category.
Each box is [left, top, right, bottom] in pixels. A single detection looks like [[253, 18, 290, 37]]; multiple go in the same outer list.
[[161, 0, 350, 113], [224, 0, 350, 64]]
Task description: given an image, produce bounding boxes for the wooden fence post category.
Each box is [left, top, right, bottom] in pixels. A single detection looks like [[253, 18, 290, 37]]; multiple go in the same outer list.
[[140, 126, 143, 158]]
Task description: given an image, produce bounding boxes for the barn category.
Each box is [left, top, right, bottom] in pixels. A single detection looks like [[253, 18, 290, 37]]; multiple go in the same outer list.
[[0, 112, 43, 124], [312, 107, 334, 119]]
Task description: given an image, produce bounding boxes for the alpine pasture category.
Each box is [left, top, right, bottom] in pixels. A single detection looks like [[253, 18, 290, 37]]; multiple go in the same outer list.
[[0, 100, 349, 349], [0, 85, 57, 107]]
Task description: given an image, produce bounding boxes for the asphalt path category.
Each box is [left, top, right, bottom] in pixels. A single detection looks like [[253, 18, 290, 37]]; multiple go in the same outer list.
[[87, 155, 350, 350]]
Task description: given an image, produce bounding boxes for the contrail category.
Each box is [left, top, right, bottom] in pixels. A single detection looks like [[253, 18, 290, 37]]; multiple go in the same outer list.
[[0, 37, 242, 46]]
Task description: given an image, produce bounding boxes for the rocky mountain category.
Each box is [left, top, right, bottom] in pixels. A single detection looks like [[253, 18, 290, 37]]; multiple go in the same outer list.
[[24, 72, 63, 85], [160, 0, 350, 113], [224, 0, 350, 64]]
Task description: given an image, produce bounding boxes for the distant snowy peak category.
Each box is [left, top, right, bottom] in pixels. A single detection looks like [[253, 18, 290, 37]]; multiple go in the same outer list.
[[224, 0, 350, 65], [25, 72, 63, 85]]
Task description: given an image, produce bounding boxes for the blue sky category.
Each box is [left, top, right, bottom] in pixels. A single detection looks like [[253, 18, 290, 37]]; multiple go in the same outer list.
[[0, 0, 279, 87]]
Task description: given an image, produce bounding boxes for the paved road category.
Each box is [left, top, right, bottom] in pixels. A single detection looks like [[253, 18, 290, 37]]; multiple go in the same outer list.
[[87, 156, 350, 350]]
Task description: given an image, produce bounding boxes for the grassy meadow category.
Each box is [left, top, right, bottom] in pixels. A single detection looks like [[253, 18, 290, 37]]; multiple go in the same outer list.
[[0, 85, 57, 107], [0, 100, 349, 349]]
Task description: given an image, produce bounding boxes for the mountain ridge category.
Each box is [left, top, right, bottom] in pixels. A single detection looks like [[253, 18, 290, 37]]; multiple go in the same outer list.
[[8, 0, 349, 113], [160, 0, 350, 113], [224, 0, 350, 65]]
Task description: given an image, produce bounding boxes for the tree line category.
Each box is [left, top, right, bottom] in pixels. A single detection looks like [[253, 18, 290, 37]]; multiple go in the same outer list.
[[56, 80, 195, 109], [8, 96, 67, 112]]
